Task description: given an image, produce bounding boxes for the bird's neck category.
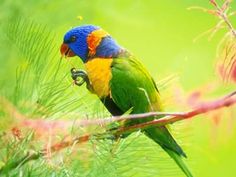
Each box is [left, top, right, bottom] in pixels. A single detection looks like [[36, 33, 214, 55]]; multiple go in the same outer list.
[[87, 35, 130, 59]]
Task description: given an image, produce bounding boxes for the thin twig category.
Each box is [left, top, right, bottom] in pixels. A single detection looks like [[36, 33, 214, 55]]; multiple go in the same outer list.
[[19, 94, 236, 128], [210, 0, 236, 37], [73, 91, 236, 126], [189, 1, 236, 39], [2, 91, 236, 132]]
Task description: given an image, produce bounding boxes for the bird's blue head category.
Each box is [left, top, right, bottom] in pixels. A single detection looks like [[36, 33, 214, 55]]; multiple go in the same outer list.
[[60, 25, 99, 62], [60, 25, 123, 62]]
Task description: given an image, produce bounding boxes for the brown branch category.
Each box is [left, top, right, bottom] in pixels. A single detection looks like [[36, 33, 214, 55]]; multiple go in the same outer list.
[[72, 91, 236, 127], [30, 90, 236, 153], [2, 91, 235, 132], [1, 91, 236, 136], [1, 91, 235, 175]]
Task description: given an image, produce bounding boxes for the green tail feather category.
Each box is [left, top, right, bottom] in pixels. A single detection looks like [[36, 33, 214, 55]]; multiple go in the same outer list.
[[144, 126, 186, 157], [165, 149, 193, 177], [144, 127, 193, 177]]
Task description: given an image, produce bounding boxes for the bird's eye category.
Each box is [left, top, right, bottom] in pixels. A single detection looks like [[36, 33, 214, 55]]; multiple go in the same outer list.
[[70, 36, 76, 42]]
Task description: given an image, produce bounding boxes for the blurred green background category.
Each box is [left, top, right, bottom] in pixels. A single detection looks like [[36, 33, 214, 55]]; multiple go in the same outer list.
[[0, 0, 235, 177]]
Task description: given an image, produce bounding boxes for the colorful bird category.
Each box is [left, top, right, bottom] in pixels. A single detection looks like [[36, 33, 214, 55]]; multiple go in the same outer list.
[[60, 25, 193, 177]]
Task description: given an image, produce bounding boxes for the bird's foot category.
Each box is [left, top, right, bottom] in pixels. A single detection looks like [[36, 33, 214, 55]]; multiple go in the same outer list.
[[71, 68, 88, 86], [71, 68, 94, 92]]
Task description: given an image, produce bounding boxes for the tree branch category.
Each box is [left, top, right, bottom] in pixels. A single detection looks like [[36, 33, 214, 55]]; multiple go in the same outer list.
[[1, 91, 235, 174], [71, 91, 236, 127]]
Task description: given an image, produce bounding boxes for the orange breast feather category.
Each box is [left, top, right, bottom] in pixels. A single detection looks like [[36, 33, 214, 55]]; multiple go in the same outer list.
[[85, 58, 113, 98]]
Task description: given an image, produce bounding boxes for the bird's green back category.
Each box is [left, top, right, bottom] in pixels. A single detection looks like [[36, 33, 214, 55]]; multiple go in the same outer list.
[[110, 56, 163, 119]]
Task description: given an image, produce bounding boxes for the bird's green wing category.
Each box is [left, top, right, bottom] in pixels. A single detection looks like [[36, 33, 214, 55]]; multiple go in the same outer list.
[[110, 57, 162, 117], [110, 56, 185, 155]]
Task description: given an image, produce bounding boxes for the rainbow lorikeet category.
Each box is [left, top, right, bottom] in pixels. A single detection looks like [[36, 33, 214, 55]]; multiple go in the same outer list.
[[60, 25, 193, 177]]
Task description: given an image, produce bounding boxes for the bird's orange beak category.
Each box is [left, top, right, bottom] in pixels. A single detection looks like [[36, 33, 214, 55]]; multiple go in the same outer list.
[[60, 43, 75, 57]]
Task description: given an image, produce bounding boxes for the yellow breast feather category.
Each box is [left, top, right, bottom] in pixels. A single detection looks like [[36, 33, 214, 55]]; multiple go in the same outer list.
[[85, 58, 113, 98]]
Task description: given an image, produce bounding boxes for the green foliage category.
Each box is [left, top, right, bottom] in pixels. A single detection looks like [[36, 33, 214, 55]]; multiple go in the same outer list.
[[1, 15, 96, 118]]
